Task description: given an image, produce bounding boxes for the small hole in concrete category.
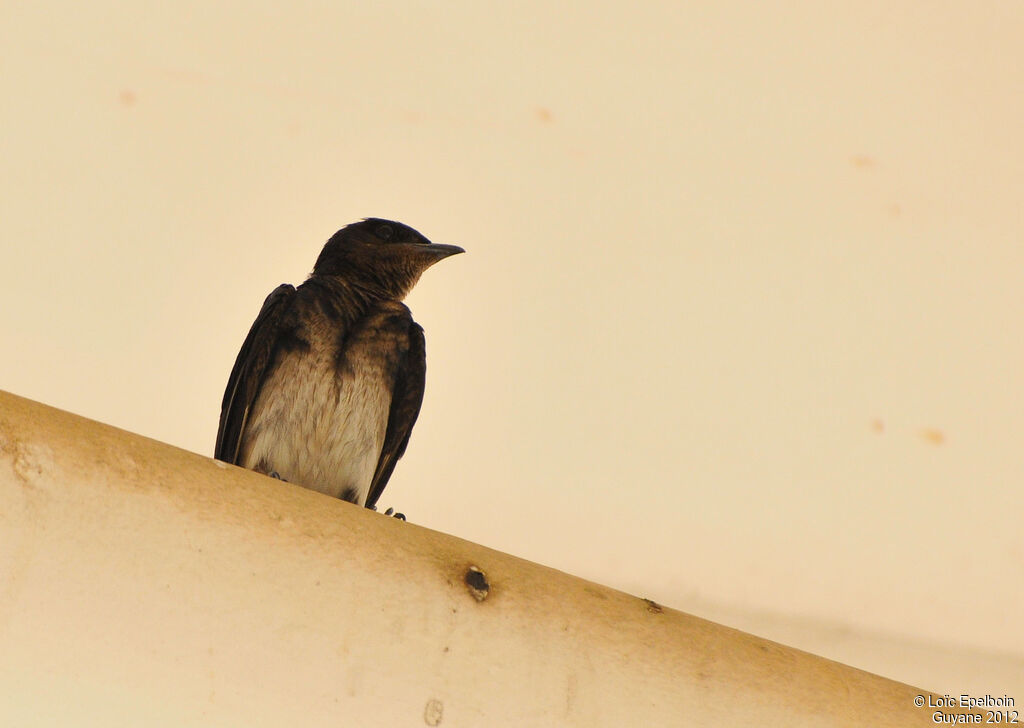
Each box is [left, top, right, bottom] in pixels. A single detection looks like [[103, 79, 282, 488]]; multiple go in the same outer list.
[[642, 598, 663, 614], [465, 566, 490, 601]]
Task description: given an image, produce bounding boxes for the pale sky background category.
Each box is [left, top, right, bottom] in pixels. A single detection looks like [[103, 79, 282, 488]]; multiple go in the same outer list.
[[2, 1, 1022, 694]]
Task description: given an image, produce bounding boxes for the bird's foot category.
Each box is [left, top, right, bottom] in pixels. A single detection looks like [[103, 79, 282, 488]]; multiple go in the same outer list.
[[268, 471, 288, 481], [367, 504, 406, 521]]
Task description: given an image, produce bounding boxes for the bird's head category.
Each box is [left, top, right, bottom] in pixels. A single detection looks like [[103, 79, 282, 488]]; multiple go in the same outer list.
[[312, 218, 464, 299]]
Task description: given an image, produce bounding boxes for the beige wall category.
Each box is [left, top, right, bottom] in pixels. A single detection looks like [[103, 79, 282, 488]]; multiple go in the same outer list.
[[2, 1, 1021, 695]]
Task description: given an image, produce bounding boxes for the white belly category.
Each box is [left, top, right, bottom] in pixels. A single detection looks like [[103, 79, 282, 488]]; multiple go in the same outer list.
[[240, 345, 392, 505]]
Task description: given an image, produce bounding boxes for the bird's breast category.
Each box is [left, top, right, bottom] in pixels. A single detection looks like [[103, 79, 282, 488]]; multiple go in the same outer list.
[[240, 336, 392, 505]]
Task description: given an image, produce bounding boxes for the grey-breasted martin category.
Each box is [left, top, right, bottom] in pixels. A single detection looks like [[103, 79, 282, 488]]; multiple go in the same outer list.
[[215, 218, 463, 512]]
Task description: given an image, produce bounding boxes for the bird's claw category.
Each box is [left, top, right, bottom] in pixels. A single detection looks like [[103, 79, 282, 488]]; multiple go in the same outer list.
[[384, 507, 406, 521]]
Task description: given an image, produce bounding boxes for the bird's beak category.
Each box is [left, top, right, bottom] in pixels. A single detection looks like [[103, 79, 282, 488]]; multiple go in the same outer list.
[[426, 243, 465, 259], [409, 243, 464, 267], [392, 242, 464, 274]]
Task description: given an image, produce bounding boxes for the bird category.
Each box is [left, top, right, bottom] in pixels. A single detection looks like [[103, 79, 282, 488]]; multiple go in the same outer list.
[[215, 218, 463, 515]]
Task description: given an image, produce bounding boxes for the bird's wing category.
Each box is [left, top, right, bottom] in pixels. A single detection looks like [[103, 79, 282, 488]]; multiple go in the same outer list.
[[365, 314, 426, 511], [215, 284, 296, 464]]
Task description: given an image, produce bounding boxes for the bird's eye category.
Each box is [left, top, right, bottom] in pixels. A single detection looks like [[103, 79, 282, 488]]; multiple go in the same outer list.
[[376, 224, 394, 241]]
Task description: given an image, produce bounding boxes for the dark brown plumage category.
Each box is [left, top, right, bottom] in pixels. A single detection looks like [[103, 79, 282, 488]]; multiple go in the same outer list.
[[215, 219, 463, 511]]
